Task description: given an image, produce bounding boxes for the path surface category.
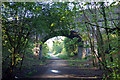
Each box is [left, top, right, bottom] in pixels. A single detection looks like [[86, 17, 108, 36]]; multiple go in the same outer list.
[[17, 53, 105, 79], [30, 53, 104, 79]]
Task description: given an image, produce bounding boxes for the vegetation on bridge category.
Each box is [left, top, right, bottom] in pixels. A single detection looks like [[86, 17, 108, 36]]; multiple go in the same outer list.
[[2, 2, 120, 79]]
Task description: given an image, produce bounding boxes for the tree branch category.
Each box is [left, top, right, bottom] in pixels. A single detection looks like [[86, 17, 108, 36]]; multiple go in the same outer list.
[[85, 21, 120, 33]]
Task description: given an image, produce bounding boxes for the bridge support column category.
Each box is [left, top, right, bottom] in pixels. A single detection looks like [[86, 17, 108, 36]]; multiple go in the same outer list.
[[39, 44, 43, 60], [77, 44, 83, 59]]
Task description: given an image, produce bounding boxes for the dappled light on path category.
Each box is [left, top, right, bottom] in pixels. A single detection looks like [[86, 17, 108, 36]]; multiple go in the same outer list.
[[48, 53, 60, 59], [31, 55, 104, 79], [33, 74, 100, 79], [50, 70, 60, 73]]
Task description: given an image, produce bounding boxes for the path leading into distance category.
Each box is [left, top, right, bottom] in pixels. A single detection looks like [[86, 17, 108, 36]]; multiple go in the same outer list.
[[30, 53, 104, 79]]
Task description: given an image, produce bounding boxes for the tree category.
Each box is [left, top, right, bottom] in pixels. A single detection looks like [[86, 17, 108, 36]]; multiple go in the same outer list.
[[75, 2, 120, 78], [63, 37, 78, 57], [52, 40, 63, 55], [2, 2, 76, 79]]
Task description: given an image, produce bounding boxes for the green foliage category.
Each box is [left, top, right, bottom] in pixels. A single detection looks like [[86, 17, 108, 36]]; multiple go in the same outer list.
[[78, 2, 120, 78], [27, 71, 32, 76], [63, 37, 78, 56], [68, 63, 75, 66], [2, 2, 120, 79], [42, 43, 49, 57], [57, 54, 69, 59], [52, 40, 63, 55], [83, 55, 91, 60], [42, 43, 51, 60]]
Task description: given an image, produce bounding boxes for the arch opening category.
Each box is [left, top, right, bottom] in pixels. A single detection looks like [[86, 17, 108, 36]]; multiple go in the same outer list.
[[38, 30, 84, 60]]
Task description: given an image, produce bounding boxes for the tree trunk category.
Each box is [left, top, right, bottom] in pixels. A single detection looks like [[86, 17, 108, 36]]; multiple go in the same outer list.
[[96, 26, 106, 69], [19, 54, 25, 70], [86, 24, 95, 66], [77, 44, 83, 59], [101, 2, 113, 62], [39, 44, 43, 60]]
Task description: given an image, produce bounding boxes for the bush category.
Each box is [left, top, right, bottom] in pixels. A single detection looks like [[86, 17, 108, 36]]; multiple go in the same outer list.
[[57, 54, 69, 59]]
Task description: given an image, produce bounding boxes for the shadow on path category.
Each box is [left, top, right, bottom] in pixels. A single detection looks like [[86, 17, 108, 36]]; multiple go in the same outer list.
[[17, 53, 105, 80], [31, 54, 104, 79]]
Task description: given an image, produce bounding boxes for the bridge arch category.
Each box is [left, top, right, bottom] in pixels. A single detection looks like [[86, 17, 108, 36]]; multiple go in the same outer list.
[[39, 30, 83, 59]]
